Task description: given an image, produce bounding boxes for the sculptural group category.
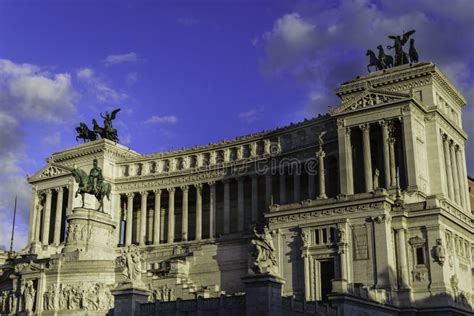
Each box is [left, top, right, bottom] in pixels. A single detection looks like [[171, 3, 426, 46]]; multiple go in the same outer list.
[[367, 30, 419, 72], [43, 283, 113, 311], [76, 108, 120, 143]]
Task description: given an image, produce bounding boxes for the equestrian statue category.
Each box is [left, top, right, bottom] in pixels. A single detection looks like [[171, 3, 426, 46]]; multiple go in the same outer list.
[[75, 108, 121, 143], [51, 159, 111, 212]]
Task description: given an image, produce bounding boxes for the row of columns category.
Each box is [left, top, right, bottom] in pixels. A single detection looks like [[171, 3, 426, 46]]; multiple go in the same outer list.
[[29, 186, 68, 246], [338, 120, 398, 195], [441, 132, 468, 209]]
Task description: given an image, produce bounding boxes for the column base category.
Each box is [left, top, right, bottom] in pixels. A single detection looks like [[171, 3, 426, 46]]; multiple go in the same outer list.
[[331, 278, 348, 294]]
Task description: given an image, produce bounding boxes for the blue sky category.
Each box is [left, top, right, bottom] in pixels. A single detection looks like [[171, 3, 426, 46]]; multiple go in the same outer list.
[[0, 0, 473, 250]]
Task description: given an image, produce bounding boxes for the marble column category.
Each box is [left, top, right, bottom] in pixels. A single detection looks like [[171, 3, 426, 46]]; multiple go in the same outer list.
[[251, 175, 258, 222], [237, 177, 244, 232], [308, 173, 315, 200], [360, 124, 373, 192], [265, 173, 272, 206], [337, 123, 354, 195], [388, 137, 397, 188], [317, 150, 327, 199], [153, 189, 161, 245], [28, 188, 39, 243], [195, 183, 203, 240], [380, 120, 391, 188], [167, 188, 176, 243], [442, 134, 454, 199], [279, 172, 286, 204], [35, 193, 43, 243], [53, 187, 64, 245], [181, 186, 189, 241], [125, 193, 134, 246], [42, 189, 53, 245], [455, 146, 466, 208], [223, 180, 230, 234], [450, 141, 461, 204], [396, 228, 410, 288], [139, 191, 148, 245], [208, 181, 216, 238], [294, 170, 301, 202]]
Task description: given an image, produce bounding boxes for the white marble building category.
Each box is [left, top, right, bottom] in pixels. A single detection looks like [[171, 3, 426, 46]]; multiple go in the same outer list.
[[0, 62, 472, 315]]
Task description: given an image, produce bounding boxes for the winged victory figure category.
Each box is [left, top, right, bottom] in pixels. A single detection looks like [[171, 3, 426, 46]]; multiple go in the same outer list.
[[387, 30, 415, 66]]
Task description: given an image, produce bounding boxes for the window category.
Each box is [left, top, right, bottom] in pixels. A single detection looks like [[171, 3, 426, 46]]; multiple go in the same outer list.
[[416, 247, 425, 265]]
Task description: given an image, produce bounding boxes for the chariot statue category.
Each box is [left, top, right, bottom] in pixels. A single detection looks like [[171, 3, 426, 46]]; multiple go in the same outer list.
[[75, 108, 120, 143]]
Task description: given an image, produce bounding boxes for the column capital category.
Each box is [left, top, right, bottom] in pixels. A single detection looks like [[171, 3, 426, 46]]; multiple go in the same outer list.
[[316, 150, 326, 158], [336, 119, 344, 129], [359, 123, 370, 132], [45, 188, 53, 194], [153, 188, 162, 194], [140, 190, 148, 197], [180, 185, 189, 192], [344, 127, 351, 136], [455, 144, 461, 152], [449, 139, 456, 147], [222, 178, 231, 184], [54, 186, 64, 193], [167, 187, 176, 194], [195, 183, 203, 191], [207, 180, 216, 186], [379, 119, 387, 126], [126, 192, 135, 198]]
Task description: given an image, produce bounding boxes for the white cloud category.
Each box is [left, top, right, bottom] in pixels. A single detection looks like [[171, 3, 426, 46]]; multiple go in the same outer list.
[[145, 115, 178, 124], [0, 59, 76, 122], [238, 109, 260, 124], [76, 67, 127, 103], [103, 52, 139, 66], [42, 132, 61, 147], [126, 72, 138, 85]]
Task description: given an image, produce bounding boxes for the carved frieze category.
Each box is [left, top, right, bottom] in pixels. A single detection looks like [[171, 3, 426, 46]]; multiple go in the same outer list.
[[43, 282, 113, 311]]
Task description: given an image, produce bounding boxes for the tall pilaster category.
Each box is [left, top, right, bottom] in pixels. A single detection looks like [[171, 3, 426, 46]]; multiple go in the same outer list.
[[195, 183, 203, 240], [442, 133, 454, 199], [396, 228, 410, 288], [223, 179, 230, 234], [337, 122, 354, 195], [388, 137, 397, 188], [181, 186, 189, 241], [125, 193, 134, 246], [251, 175, 258, 222], [455, 146, 467, 208], [360, 124, 373, 192], [139, 191, 148, 245], [167, 187, 176, 243], [317, 150, 327, 199], [28, 188, 39, 243], [279, 172, 286, 204], [53, 187, 64, 246], [380, 120, 391, 188], [42, 189, 53, 245], [237, 177, 244, 232], [153, 189, 161, 245], [208, 181, 216, 238], [449, 141, 461, 205]]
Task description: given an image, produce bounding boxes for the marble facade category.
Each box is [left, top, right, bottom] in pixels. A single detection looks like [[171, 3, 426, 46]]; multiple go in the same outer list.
[[0, 62, 472, 315]]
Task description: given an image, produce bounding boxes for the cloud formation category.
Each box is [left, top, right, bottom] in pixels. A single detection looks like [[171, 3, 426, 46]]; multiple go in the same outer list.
[[103, 52, 139, 66], [238, 109, 261, 124], [76, 67, 127, 103], [145, 115, 178, 124]]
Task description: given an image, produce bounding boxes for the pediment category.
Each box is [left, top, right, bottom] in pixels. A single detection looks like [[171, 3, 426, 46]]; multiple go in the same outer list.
[[330, 88, 412, 116], [28, 164, 71, 182]]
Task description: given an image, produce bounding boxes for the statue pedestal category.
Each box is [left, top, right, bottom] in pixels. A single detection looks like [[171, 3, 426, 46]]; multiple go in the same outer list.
[[62, 207, 116, 260], [242, 273, 285, 316], [111, 284, 150, 316]]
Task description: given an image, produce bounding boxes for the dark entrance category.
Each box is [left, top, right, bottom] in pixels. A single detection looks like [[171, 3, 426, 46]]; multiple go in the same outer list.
[[320, 259, 335, 301]]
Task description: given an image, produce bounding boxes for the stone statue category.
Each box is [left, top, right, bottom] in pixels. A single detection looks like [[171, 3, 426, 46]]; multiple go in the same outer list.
[[409, 38, 419, 63], [8, 292, 17, 315], [433, 238, 446, 265], [117, 245, 143, 283], [23, 280, 36, 312], [376, 45, 393, 69], [251, 225, 278, 274], [373, 168, 380, 189], [387, 30, 415, 66], [51, 161, 111, 211], [317, 131, 327, 151]]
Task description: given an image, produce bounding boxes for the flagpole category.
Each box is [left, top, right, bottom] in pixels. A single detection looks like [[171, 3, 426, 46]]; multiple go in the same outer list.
[[9, 196, 17, 255]]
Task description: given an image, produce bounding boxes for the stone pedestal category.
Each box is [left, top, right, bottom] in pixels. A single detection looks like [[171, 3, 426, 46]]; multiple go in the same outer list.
[[242, 274, 284, 316], [111, 284, 150, 316], [62, 207, 117, 260], [331, 278, 348, 293]]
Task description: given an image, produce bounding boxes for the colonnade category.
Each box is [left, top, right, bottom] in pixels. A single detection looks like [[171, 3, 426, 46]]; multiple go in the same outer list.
[[441, 131, 468, 209], [29, 186, 68, 246], [338, 119, 399, 195]]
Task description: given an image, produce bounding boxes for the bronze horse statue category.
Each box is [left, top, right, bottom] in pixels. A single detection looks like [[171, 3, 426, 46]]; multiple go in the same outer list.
[[376, 45, 393, 69], [75, 123, 97, 143], [366, 50, 382, 73]]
